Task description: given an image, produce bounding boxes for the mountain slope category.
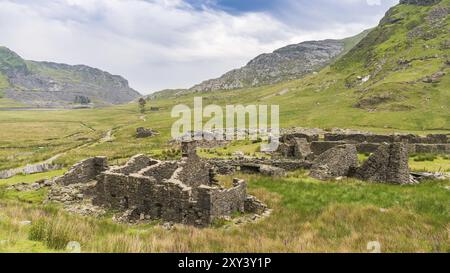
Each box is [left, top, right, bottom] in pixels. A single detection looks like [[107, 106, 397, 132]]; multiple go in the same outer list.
[[150, 0, 449, 131], [330, 0, 449, 112], [189, 31, 370, 93], [0, 47, 141, 107]]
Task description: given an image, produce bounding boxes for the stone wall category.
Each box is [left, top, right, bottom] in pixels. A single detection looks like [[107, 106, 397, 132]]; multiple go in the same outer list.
[[324, 133, 448, 144], [356, 143, 450, 155], [139, 161, 179, 181], [54, 157, 108, 186], [110, 154, 158, 175], [208, 158, 312, 175], [197, 179, 247, 225], [413, 144, 450, 154], [354, 143, 411, 184], [310, 141, 347, 156], [174, 157, 211, 188], [281, 133, 319, 143], [310, 145, 358, 180]]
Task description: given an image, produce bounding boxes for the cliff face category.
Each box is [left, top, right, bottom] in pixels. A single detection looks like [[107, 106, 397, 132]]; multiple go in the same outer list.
[[186, 29, 371, 94], [190, 40, 348, 93], [0, 47, 141, 107]]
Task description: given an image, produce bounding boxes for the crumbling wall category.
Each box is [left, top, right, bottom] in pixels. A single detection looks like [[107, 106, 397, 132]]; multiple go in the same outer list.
[[174, 158, 211, 188], [281, 133, 319, 143], [110, 154, 158, 175], [310, 141, 347, 156], [356, 143, 381, 154], [147, 179, 193, 224], [310, 145, 358, 180], [139, 161, 179, 180], [245, 196, 267, 214], [354, 143, 411, 184], [414, 144, 450, 154], [94, 171, 132, 209], [208, 158, 312, 175], [293, 138, 312, 159], [54, 157, 108, 186], [196, 179, 247, 225], [324, 133, 448, 144]]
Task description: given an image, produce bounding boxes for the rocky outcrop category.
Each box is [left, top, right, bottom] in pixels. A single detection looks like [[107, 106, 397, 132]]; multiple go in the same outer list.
[[310, 145, 358, 180], [0, 46, 141, 107], [399, 0, 441, 5], [354, 143, 412, 184], [190, 40, 347, 92]]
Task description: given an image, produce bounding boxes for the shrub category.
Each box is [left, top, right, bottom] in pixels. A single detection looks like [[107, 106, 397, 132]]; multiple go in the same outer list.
[[28, 218, 73, 250], [414, 154, 437, 162], [29, 219, 47, 242]]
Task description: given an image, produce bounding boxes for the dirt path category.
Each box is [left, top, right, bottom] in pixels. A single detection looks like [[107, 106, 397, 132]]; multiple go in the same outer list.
[[0, 128, 111, 179], [99, 129, 114, 143]]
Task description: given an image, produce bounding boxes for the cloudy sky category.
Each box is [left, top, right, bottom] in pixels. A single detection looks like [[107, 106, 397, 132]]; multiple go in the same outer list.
[[0, 0, 398, 94]]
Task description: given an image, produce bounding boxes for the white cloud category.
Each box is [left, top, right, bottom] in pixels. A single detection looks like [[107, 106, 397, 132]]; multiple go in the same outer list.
[[0, 0, 396, 93]]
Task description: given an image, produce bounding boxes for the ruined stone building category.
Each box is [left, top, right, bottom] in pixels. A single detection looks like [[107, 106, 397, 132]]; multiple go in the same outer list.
[[277, 130, 449, 159], [275, 129, 449, 184], [51, 141, 266, 227]]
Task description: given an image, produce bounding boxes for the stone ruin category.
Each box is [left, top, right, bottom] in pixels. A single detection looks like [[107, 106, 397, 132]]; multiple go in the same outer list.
[[354, 143, 411, 184], [310, 145, 358, 180], [309, 143, 413, 184], [47, 142, 268, 227], [276, 128, 450, 157], [274, 128, 449, 184]]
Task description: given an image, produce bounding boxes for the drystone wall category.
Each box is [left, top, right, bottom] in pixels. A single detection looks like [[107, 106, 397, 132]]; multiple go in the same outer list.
[[324, 133, 448, 144], [54, 156, 108, 186], [354, 143, 412, 184], [310, 145, 359, 180], [208, 158, 312, 175]]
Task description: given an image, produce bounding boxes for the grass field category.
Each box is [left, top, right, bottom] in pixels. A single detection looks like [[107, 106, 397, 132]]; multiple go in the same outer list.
[[0, 171, 448, 253]]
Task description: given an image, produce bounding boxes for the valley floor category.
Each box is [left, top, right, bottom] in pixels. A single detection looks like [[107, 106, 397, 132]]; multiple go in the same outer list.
[[0, 97, 449, 253]]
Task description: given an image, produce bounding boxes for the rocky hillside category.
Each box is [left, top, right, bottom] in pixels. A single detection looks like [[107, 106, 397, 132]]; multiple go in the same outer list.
[[0, 47, 141, 107], [331, 0, 449, 112], [189, 31, 370, 93], [149, 0, 449, 131]]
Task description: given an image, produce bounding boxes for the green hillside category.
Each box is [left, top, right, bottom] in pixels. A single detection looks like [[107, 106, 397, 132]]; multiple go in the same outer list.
[[151, 1, 450, 131]]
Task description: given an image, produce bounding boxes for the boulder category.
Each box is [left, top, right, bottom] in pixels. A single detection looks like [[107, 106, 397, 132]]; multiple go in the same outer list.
[[310, 144, 358, 180]]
